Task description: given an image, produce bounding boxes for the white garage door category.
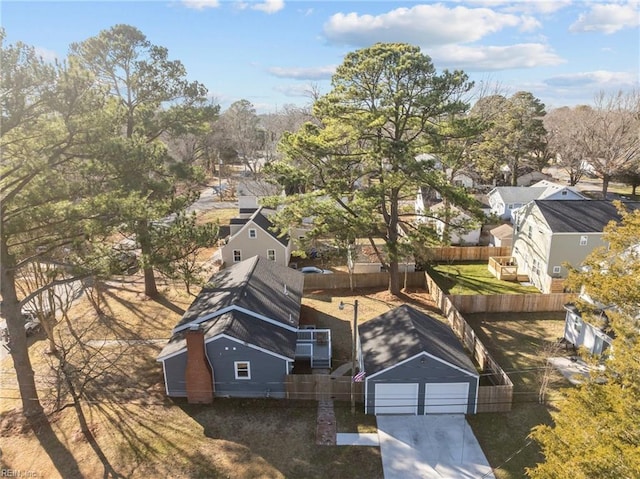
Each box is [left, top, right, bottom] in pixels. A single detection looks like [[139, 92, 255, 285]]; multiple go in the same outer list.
[[424, 382, 469, 414], [375, 383, 419, 415]]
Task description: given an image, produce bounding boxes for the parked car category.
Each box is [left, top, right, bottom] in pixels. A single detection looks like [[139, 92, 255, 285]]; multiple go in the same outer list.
[[299, 266, 333, 275], [23, 313, 41, 337], [0, 312, 42, 341]]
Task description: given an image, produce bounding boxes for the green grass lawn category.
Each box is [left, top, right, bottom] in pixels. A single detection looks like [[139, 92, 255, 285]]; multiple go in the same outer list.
[[427, 262, 540, 295]]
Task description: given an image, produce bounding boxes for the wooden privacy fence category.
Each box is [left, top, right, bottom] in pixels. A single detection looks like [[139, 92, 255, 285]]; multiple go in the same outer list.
[[285, 374, 364, 402], [426, 272, 513, 412], [423, 246, 511, 262], [303, 271, 426, 291], [449, 292, 574, 314]]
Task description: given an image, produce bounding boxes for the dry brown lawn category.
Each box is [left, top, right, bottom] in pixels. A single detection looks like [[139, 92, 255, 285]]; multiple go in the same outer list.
[[0, 274, 394, 479], [301, 287, 444, 366]]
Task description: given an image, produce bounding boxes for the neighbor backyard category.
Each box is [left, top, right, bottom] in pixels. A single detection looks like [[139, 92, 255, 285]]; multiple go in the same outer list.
[[427, 262, 540, 295]]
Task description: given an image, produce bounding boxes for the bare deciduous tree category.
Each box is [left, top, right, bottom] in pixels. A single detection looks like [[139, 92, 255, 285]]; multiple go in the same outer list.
[[580, 90, 640, 198]]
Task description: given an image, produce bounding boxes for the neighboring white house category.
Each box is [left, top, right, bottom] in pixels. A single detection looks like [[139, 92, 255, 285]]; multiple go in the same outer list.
[[488, 180, 587, 222], [516, 171, 551, 186], [221, 207, 292, 267], [415, 153, 478, 190], [418, 202, 481, 245]]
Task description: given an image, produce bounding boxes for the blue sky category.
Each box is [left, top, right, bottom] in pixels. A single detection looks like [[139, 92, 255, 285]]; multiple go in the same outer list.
[[2, 0, 638, 113]]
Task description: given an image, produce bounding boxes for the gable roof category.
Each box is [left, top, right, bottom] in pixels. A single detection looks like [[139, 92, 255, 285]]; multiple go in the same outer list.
[[491, 182, 585, 205], [228, 207, 288, 246], [534, 200, 640, 233], [358, 305, 477, 376], [491, 186, 546, 204], [490, 223, 513, 239], [158, 256, 303, 360], [531, 180, 586, 199]]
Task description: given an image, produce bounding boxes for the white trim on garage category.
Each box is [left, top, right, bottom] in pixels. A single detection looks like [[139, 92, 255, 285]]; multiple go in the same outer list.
[[424, 382, 469, 414], [366, 351, 478, 381], [374, 383, 419, 415]]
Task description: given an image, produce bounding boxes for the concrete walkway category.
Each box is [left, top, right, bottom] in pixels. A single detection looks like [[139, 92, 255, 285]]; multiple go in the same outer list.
[[336, 433, 379, 446], [548, 356, 597, 385]]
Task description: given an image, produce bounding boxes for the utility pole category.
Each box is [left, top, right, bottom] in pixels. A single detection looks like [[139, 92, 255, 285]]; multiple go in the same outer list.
[[340, 299, 359, 414], [351, 299, 358, 414]]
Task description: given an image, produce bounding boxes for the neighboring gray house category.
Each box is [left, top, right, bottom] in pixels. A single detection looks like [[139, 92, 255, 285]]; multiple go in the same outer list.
[[488, 180, 586, 222], [157, 256, 330, 403], [563, 304, 614, 356], [221, 207, 292, 267], [359, 305, 479, 415], [512, 200, 640, 294]]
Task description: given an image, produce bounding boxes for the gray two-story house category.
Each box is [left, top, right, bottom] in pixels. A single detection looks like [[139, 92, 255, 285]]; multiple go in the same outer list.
[[511, 200, 640, 293]]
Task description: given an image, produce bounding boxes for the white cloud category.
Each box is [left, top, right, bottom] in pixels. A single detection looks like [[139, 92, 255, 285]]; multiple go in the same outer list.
[[34, 46, 59, 63], [273, 83, 319, 98], [323, 4, 538, 47], [432, 43, 565, 71], [182, 0, 220, 10], [570, 1, 640, 34], [499, 0, 572, 15], [252, 0, 284, 14], [544, 70, 638, 88], [267, 65, 336, 80]]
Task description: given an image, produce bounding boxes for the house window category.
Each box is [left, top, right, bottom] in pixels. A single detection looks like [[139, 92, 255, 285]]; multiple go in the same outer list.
[[248, 228, 257, 239], [561, 190, 568, 196], [552, 266, 561, 274], [267, 249, 276, 261], [233, 250, 242, 262], [234, 361, 251, 380], [580, 236, 588, 246], [573, 318, 582, 333], [527, 225, 533, 239]]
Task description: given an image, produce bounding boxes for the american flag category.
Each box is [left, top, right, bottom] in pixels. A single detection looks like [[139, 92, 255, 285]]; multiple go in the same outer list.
[[353, 371, 366, 382]]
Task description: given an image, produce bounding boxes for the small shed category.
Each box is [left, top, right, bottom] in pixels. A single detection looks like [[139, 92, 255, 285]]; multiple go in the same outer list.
[[563, 303, 614, 356], [489, 224, 513, 248], [359, 305, 479, 415]]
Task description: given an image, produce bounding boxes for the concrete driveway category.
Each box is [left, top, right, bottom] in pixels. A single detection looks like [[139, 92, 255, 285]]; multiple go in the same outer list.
[[376, 415, 495, 479]]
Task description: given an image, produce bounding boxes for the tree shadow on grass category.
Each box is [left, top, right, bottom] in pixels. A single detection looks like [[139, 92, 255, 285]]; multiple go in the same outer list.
[[0, 409, 84, 479], [183, 399, 383, 479]]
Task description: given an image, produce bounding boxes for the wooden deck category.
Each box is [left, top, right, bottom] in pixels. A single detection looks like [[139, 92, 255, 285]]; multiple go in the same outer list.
[[296, 328, 331, 369]]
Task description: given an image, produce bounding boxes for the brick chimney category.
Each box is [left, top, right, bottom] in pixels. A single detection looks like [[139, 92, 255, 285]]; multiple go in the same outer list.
[[185, 324, 214, 404]]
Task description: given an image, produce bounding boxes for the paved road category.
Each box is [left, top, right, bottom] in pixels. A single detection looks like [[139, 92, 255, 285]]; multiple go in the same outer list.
[[376, 415, 495, 479]]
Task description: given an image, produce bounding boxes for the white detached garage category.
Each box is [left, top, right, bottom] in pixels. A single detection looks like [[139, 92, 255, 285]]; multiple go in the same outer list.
[[358, 305, 479, 415]]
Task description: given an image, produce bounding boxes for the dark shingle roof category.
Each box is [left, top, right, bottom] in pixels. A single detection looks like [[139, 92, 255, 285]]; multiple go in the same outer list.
[[158, 256, 303, 359], [250, 208, 289, 246], [358, 305, 477, 376], [535, 200, 640, 233]]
